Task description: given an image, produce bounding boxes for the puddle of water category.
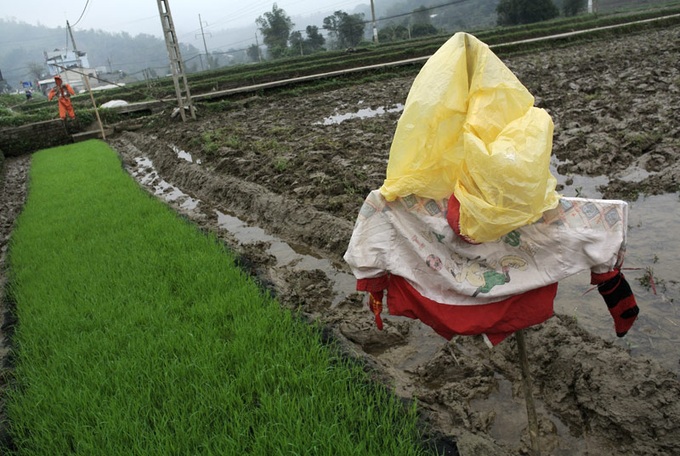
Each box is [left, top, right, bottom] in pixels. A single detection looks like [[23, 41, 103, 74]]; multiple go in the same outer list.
[[130, 157, 200, 210], [554, 192, 680, 374], [551, 156, 608, 199], [215, 210, 356, 306], [618, 166, 654, 183], [470, 373, 594, 454], [547, 160, 680, 374], [170, 144, 202, 164], [316, 103, 404, 125]]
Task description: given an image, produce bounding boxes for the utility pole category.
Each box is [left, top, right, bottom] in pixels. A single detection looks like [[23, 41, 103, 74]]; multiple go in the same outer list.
[[198, 14, 211, 70], [254, 33, 263, 63], [156, 0, 195, 121], [66, 20, 78, 55], [65, 20, 80, 86], [370, 0, 379, 44]]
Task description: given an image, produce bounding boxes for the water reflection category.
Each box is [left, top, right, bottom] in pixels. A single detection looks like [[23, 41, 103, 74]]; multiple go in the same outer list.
[[130, 157, 200, 210], [170, 144, 201, 164], [316, 103, 404, 125], [215, 210, 356, 306]]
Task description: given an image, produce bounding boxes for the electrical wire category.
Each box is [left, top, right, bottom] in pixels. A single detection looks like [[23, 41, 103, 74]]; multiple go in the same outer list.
[[361, 0, 474, 26], [71, 0, 92, 27]]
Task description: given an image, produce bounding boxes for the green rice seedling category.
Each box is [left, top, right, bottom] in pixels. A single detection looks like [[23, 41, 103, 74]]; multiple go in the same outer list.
[[3, 140, 432, 455]]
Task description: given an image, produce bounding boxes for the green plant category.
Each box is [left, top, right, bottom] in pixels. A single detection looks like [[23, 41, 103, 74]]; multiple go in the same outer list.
[[272, 156, 289, 172], [4, 140, 430, 455], [223, 134, 242, 149], [637, 266, 665, 293], [343, 178, 358, 195], [201, 131, 220, 153], [268, 125, 295, 137], [253, 138, 290, 154]]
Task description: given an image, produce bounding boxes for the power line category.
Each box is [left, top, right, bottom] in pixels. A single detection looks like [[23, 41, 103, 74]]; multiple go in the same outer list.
[[71, 0, 93, 27], [364, 0, 474, 25]]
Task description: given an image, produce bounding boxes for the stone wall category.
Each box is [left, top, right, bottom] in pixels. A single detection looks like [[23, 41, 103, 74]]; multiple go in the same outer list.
[[0, 120, 73, 157]]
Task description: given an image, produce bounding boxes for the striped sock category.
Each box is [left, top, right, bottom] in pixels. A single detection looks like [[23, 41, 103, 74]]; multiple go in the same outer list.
[[593, 271, 640, 337]]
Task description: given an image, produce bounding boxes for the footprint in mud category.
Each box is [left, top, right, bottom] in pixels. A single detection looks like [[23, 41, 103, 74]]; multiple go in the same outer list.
[[340, 316, 412, 356], [280, 269, 335, 312]]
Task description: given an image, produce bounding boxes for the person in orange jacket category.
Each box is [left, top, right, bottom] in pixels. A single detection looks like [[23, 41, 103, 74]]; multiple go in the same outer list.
[[47, 75, 76, 120]]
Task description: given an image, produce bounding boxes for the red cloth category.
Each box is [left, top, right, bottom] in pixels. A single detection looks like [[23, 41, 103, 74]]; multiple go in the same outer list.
[[358, 275, 557, 345], [446, 193, 479, 244]]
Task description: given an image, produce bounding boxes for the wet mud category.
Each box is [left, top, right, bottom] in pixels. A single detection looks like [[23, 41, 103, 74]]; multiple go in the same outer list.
[[3, 26, 680, 455]]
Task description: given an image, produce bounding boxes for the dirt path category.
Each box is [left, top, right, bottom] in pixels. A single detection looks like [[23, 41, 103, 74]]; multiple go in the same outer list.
[[3, 26, 680, 455]]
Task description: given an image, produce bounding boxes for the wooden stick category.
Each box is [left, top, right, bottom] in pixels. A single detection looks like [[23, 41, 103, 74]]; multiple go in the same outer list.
[[82, 72, 106, 140], [516, 329, 541, 455]]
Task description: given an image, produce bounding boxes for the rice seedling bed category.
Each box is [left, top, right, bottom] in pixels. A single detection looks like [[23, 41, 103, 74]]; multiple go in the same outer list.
[[3, 140, 430, 455]]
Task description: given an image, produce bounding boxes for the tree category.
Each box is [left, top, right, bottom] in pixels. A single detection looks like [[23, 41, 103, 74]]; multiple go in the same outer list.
[[323, 11, 366, 49], [496, 0, 559, 26], [304, 25, 325, 53], [288, 31, 305, 56], [378, 24, 410, 43], [246, 44, 261, 63], [563, 0, 587, 16], [411, 23, 438, 38], [287, 26, 326, 57], [255, 3, 294, 59], [412, 6, 431, 25], [26, 62, 46, 81]]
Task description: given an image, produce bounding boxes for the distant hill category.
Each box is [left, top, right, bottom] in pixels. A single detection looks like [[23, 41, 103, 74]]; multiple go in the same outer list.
[[0, 19, 200, 89]]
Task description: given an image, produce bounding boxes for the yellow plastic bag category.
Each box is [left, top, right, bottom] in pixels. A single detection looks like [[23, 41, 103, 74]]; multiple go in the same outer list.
[[380, 32, 559, 243]]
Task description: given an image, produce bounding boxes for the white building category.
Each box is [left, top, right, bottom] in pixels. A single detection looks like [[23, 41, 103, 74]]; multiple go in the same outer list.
[[45, 49, 91, 76], [40, 49, 96, 94]]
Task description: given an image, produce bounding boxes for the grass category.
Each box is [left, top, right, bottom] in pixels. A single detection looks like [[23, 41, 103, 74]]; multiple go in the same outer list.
[[3, 140, 431, 455]]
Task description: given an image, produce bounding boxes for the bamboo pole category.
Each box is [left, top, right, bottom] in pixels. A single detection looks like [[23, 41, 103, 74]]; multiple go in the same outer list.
[[82, 72, 106, 140], [515, 329, 541, 455]]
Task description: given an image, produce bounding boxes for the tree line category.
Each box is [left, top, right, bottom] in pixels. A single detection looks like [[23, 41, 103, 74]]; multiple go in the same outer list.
[[253, 0, 590, 60], [1, 0, 592, 89]]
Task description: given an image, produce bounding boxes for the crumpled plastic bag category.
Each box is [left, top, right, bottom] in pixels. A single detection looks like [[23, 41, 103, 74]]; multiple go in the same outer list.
[[379, 32, 559, 243]]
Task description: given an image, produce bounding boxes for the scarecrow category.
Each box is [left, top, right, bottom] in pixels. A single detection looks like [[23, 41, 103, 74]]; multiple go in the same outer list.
[[344, 33, 640, 454], [47, 75, 76, 120], [344, 32, 639, 348]]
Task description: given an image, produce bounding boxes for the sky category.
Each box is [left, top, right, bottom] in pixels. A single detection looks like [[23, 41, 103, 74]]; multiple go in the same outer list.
[[2, 0, 369, 43]]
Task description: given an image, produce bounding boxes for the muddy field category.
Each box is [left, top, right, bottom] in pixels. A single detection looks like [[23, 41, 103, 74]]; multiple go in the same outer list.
[[3, 26, 680, 455]]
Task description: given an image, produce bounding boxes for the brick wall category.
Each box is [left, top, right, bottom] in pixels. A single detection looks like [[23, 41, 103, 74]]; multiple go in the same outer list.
[[0, 120, 74, 158]]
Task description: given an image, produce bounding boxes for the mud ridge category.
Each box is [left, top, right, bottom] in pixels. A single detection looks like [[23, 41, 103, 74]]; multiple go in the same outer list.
[[111, 132, 354, 261]]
